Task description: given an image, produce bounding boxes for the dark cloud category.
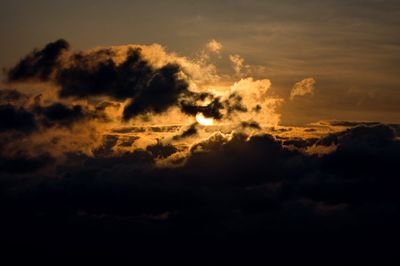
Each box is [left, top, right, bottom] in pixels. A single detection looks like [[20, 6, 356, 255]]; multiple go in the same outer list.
[[303, 128, 317, 132], [92, 135, 119, 157], [0, 88, 28, 104], [316, 123, 396, 146], [34, 103, 86, 127], [117, 136, 139, 147], [6, 40, 251, 121], [180, 93, 248, 120], [95, 101, 120, 111], [184, 133, 301, 186], [180, 98, 225, 119], [241, 120, 261, 130], [173, 123, 198, 140], [55, 47, 195, 120], [0, 99, 98, 137], [122, 63, 189, 119], [57, 48, 149, 99], [0, 153, 53, 174], [1, 124, 400, 257], [328, 120, 381, 127], [0, 104, 36, 133], [282, 137, 318, 148], [146, 142, 178, 159], [223, 93, 248, 115], [7, 39, 69, 82]]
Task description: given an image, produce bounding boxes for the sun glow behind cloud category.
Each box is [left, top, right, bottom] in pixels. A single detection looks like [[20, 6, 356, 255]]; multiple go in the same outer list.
[[1, 38, 317, 164], [196, 112, 214, 126]]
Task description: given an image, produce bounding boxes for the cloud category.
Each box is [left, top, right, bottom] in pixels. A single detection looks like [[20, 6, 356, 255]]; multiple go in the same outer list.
[[0, 39, 288, 178], [34, 103, 86, 127], [228, 77, 282, 126], [290, 77, 316, 100], [173, 122, 198, 140], [206, 39, 222, 54], [6, 40, 260, 122], [229, 54, 247, 76], [0, 153, 53, 174], [241, 120, 261, 130], [4, 40, 400, 252], [7, 39, 69, 82], [0, 104, 36, 133], [0, 89, 29, 105], [122, 63, 189, 120], [6, 42, 192, 120], [1, 122, 400, 256], [0, 100, 96, 133], [146, 142, 178, 159]]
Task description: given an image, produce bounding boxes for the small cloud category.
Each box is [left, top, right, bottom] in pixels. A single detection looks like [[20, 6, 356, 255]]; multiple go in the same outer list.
[[206, 39, 222, 54], [229, 54, 251, 76], [290, 78, 316, 100]]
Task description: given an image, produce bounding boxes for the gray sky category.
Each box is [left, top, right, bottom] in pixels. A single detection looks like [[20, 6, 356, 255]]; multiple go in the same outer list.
[[1, 0, 400, 124]]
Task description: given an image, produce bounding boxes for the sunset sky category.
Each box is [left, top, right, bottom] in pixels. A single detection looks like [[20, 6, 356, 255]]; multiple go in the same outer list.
[[2, 0, 400, 124], [1, 0, 400, 260]]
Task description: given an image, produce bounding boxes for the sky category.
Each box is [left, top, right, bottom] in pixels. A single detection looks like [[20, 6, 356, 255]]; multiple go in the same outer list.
[[1, 0, 400, 260], [1, 0, 400, 124]]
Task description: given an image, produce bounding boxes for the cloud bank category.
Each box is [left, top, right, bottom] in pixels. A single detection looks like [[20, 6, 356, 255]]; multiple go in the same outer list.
[[1, 39, 400, 258]]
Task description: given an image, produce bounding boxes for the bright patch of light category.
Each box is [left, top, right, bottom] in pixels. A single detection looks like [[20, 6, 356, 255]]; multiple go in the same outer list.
[[196, 112, 214, 126]]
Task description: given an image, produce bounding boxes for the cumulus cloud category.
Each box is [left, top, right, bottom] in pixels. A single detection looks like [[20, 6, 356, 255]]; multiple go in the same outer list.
[[6, 40, 276, 124], [0, 39, 286, 169], [6, 42, 195, 120], [206, 39, 222, 54], [228, 77, 282, 126], [290, 77, 316, 100]]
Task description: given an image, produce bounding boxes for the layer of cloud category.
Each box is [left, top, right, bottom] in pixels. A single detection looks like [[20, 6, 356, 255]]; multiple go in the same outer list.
[[1, 124, 400, 250]]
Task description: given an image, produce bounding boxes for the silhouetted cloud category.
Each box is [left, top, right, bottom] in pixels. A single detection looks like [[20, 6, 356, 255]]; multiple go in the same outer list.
[[34, 103, 86, 127], [146, 142, 178, 159], [173, 123, 198, 140], [1, 123, 400, 257], [241, 120, 261, 130], [6, 40, 248, 121], [0, 89, 28, 104], [7, 39, 69, 82], [180, 98, 224, 119], [0, 104, 36, 133]]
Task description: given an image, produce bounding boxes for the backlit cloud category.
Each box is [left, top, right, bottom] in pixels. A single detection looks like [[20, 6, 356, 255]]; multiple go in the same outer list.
[[2, 38, 399, 257]]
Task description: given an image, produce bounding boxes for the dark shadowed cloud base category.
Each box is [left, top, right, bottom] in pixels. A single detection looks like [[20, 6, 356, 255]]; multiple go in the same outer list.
[[1, 123, 400, 259]]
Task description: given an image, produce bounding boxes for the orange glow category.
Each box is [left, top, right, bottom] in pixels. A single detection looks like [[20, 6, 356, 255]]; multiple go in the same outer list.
[[196, 113, 214, 126]]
